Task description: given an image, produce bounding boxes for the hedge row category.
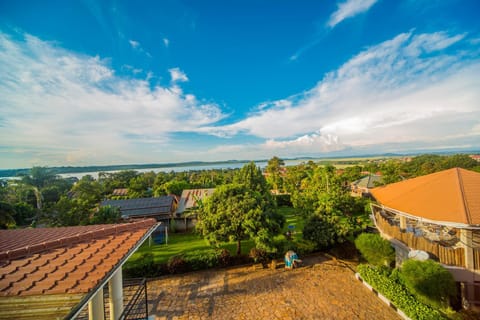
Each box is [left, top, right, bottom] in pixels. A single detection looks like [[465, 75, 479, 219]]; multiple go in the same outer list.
[[357, 264, 446, 320]]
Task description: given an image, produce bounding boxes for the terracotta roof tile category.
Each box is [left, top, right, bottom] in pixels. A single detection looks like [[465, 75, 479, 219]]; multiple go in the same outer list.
[[371, 168, 480, 226], [0, 218, 157, 303]]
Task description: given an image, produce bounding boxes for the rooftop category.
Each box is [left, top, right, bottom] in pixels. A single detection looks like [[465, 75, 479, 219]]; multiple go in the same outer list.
[[0, 219, 158, 319], [176, 188, 215, 214], [101, 196, 176, 219], [371, 168, 480, 226]]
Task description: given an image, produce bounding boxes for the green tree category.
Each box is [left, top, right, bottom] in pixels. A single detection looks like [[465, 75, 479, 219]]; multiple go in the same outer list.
[[354, 233, 395, 267], [265, 156, 285, 191], [13, 202, 36, 226], [302, 215, 337, 249], [0, 201, 16, 229], [234, 161, 269, 194], [90, 205, 121, 224], [197, 184, 283, 255], [52, 196, 90, 226]]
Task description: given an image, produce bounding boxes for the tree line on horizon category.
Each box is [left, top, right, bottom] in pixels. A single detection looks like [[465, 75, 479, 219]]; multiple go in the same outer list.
[[0, 153, 478, 230]]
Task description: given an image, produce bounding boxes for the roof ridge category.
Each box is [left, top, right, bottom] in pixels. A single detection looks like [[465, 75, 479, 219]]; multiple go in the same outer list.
[[0, 219, 156, 261], [455, 167, 471, 224]]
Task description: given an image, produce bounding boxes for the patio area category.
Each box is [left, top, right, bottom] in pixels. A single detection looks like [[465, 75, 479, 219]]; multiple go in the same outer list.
[[147, 253, 400, 320]]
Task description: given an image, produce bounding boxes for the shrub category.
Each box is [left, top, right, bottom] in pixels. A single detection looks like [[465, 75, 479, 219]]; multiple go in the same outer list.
[[183, 249, 223, 270], [123, 252, 167, 278], [167, 255, 188, 274], [354, 233, 395, 267], [399, 259, 457, 309], [291, 239, 317, 256], [249, 247, 269, 266], [357, 264, 446, 320], [217, 249, 231, 267]]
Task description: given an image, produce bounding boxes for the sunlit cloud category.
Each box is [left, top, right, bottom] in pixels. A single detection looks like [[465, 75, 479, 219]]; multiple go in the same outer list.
[[328, 0, 379, 28], [205, 30, 480, 156], [0, 31, 225, 166]]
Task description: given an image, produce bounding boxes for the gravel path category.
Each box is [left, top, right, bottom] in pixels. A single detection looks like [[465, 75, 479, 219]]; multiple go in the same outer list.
[[147, 253, 400, 320]]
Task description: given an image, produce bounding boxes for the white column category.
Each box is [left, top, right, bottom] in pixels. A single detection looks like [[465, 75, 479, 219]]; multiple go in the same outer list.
[[88, 286, 105, 320], [109, 268, 123, 320]]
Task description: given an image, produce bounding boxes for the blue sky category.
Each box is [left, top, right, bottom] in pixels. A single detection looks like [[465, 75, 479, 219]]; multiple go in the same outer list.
[[1, 0, 479, 168]]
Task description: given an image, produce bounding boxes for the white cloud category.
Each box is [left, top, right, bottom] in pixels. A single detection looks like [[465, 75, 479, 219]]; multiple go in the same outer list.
[[169, 67, 189, 83], [0, 32, 224, 167], [163, 38, 170, 47], [328, 0, 379, 28], [204, 30, 480, 156], [129, 39, 139, 49]]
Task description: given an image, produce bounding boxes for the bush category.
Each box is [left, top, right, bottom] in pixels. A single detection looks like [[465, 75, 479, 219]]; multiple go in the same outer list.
[[399, 259, 457, 309], [183, 249, 224, 270], [167, 255, 188, 274], [217, 249, 231, 267], [291, 239, 317, 256], [249, 247, 268, 266], [354, 233, 395, 267], [123, 252, 167, 278], [357, 264, 446, 320]]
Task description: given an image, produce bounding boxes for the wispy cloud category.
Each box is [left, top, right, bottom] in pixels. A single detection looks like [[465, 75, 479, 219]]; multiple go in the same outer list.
[[128, 39, 152, 57], [205, 30, 480, 156], [289, 0, 379, 61], [169, 67, 188, 83], [328, 0, 379, 28], [129, 39, 140, 49], [0, 31, 224, 167], [163, 38, 170, 47]]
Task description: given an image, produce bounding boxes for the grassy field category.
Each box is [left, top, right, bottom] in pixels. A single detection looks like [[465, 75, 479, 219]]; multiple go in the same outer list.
[[125, 206, 304, 267]]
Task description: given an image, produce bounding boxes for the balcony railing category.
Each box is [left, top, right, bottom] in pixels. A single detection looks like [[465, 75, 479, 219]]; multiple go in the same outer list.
[[373, 209, 466, 268]]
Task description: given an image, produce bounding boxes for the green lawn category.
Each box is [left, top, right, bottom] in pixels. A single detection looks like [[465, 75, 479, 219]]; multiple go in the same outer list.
[[278, 206, 304, 241], [125, 206, 305, 267]]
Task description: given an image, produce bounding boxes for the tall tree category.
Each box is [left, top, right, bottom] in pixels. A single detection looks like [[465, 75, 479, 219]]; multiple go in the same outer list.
[[197, 184, 283, 255], [265, 156, 285, 191]]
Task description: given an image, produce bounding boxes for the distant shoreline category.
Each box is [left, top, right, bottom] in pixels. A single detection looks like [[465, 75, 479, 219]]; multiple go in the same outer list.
[[1, 150, 478, 179]]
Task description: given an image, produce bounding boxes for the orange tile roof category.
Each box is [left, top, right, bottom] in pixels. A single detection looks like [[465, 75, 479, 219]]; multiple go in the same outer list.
[[371, 168, 480, 226], [0, 219, 158, 319]]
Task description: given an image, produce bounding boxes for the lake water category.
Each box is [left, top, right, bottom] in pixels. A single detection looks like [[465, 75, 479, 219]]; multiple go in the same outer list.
[[55, 158, 312, 180]]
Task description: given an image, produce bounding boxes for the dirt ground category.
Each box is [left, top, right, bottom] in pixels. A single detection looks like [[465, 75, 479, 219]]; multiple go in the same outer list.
[[147, 253, 401, 320]]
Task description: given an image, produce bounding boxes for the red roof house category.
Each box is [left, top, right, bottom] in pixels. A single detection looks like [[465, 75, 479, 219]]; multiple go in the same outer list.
[[0, 219, 158, 319]]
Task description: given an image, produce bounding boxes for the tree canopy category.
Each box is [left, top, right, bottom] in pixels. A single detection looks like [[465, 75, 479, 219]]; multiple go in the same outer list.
[[197, 183, 283, 255]]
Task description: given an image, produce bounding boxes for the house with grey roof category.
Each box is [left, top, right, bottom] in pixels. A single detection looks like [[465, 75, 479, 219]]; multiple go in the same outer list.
[[101, 195, 177, 223], [351, 174, 383, 197]]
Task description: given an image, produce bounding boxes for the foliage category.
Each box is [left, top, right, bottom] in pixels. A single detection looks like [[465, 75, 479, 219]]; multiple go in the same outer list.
[[183, 249, 229, 270], [167, 255, 188, 274], [52, 196, 91, 226], [234, 161, 270, 194], [265, 156, 285, 191], [166, 249, 231, 274], [249, 247, 269, 266], [357, 264, 447, 320], [12, 202, 36, 226], [354, 233, 395, 267], [302, 215, 337, 249], [90, 205, 121, 224], [399, 259, 457, 309], [0, 201, 16, 229], [197, 180, 283, 255]]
